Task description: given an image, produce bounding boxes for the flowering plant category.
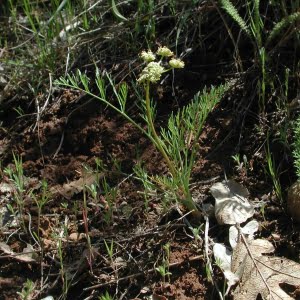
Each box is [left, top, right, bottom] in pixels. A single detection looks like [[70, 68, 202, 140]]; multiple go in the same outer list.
[[56, 46, 226, 211]]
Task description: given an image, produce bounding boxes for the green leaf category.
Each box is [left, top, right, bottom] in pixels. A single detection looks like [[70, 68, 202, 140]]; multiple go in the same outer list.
[[110, 0, 128, 22]]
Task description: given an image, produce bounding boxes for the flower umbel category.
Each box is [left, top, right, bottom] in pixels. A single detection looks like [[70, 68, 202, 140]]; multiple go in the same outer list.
[[140, 50, 156, 62], [169, 58, 185, 69], [157, 46, 174, 57], [138, 62, 165, 83]]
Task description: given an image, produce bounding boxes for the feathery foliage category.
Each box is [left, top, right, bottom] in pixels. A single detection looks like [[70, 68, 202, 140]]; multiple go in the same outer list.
[[293, 116, 300, 179], [220, 0, 251, 36], [267, 11, 300, 45]]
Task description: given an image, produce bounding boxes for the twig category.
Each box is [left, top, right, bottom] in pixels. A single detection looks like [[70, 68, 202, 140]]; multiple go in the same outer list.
[[119, 282, 132, 300], [189, 176, 221, 189], [33, 72, 53, 164], [204, 216, 224, 300]]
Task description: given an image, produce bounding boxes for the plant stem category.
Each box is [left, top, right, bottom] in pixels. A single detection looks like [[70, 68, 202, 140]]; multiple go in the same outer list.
[[145, 82, 197, 211], [145, 81, 177, 178]]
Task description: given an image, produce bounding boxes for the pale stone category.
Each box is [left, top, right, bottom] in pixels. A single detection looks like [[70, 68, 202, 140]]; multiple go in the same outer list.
[[69, 232, 85, 241], [287, 181, 300, 222]]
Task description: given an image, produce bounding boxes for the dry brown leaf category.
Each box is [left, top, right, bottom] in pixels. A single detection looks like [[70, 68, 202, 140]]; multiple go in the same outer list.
[[0, 241, 36, 263], [232, 238, 300, 300], [50, 173, 98, 199]]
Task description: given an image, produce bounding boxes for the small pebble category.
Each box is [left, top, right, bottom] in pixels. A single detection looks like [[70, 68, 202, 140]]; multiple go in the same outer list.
[[271, 233, 280, 241], [69, 232, 85, 241]]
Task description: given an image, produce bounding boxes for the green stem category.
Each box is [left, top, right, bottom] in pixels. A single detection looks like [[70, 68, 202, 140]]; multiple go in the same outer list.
[[144, 82, 197, 211], [145, 81, 177, 178]]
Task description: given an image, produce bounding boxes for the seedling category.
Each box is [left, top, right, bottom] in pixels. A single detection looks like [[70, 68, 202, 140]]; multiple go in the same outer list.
[[260, 202, 267, 222], [4, 153, 27, 232], [61, 202, 68, 209], [232, 153, 248, 175], [17, 279, 35, 300], [155, 264, 172, 283], [54, 221, 71, 299], [104, 239, 114, 265], [30, 179, 51, 289], [155, 242, 172, 283], [32, 179, 51, 241], [99, 291, 114, 300], [189, 224, 203, 244], [265, 138, 282, 202], [133, 163, 156, 209], [86, 183, 98, 202], [100, 178, 118, 224]]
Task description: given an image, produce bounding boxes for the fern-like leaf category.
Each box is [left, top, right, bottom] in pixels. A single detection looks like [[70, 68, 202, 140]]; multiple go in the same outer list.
[[220, 0, 251, 36], [267, 11, 300, 45], [253, 0, 263, 32], [293, 116, 300, 179]]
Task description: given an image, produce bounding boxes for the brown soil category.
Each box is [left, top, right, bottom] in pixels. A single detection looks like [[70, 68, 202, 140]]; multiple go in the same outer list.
[[1, 77, 299, 300], [0, 5, 299, 296]]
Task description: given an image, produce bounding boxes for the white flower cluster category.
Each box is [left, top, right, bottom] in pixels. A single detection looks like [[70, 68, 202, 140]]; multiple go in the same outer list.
[[137, 62, 165, 83], [140, 50, 156, 62], [169, 58, 185, 69], [138, 46, 184, 84], [157, 46, 174, 57]]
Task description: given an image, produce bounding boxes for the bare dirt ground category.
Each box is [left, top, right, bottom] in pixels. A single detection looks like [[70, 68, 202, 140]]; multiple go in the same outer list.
[[1, 73, 299, 299], [0, 2, 299, 299]]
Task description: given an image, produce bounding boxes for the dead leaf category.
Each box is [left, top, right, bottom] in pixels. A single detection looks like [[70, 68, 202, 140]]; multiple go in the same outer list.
[[232, 238, 300, 300], [213, 243, 239, 290], [0, 242, 36, 263], [229, 220, 259, 249], [210, 180, 254, 224], [214, 219, 300, 299], [0, 182, 13, 193], [50, 173, 98, 199]]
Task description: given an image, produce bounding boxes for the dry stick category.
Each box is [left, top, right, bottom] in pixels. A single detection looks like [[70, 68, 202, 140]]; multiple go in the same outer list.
[[33, 73, 53, 165], [83, 255, 203, 291], [65, 47, 71, 77], [204, 216, 224, 300], [119, 282, 132, 300], [28, 212, 46, 291], [0, 224, 186, 261], [34, 96, 44, 165], [238, 226, 274, 300]]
